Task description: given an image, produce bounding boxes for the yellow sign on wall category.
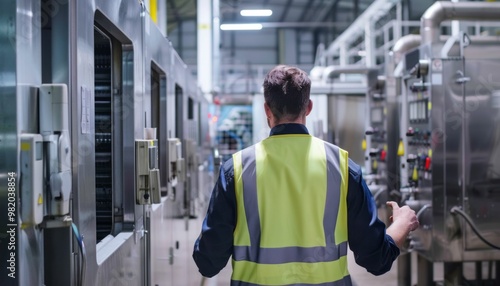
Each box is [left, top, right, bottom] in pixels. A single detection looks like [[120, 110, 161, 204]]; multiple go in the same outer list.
[[150, 0, 158, 24]]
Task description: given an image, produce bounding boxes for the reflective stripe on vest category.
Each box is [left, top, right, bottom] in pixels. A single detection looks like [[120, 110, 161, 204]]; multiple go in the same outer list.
[[232, 135, 349, 285], [230, 275, 353, 286]]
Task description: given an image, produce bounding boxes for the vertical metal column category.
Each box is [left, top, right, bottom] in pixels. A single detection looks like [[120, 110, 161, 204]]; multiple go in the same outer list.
[[496, 261, 500, 283], [451, 0, 461, 37], [364, 20, 375, 174], [44, 1, 73, 285], [395, 3, 402, 41], [339, 44, 347, 83], [212, 0, 220, 94], [157, 0, 167, 36], [417, 254, 433, 286], [475, 261, 483, 286], [197, 0, 213, 102], [339, 43, 348, 66], [364, 21, 375, 68], [397, 253, 412, 286], [444, 262, 463, 286], [400, 78, 409, 187]]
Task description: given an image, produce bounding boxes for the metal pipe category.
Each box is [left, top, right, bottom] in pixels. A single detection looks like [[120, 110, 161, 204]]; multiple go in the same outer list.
[[323, 65, 379, 78], [325, 0, 403, 57], [392, 34, 421, 64], [421, 1, 500, 44], [397, 253, 411, 286]]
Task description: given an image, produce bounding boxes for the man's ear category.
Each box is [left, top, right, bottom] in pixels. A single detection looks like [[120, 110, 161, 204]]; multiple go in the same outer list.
[[305, 99, 313, 116], [264, 102, 272, 118]]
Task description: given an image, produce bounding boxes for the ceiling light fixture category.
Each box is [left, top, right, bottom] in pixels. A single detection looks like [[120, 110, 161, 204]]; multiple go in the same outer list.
[[240, 9, 273, 17], [220, 23, 263, 30]]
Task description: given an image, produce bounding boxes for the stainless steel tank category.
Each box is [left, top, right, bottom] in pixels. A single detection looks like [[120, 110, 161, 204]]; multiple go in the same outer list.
[[397, 3, 500, 284]]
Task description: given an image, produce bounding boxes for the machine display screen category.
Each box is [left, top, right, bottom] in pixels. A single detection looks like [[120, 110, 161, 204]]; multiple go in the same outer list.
[[409, 99, 428, 123], [405, 49, 420, 73]]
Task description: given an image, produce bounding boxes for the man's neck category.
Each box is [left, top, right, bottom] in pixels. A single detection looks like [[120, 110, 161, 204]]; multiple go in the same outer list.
[[270, 118, 306, 129]]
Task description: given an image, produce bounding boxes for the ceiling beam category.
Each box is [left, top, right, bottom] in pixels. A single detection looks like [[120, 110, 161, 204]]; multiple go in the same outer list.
[[318, 0, 341, 23], [298, 0, 315, 22], [279, 0, 294, 22], [311, 0, 339, 21]]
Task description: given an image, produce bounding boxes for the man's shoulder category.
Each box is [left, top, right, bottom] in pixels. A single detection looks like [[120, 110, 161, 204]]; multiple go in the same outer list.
[[347, 158, 362, 178], [222, 157, 234, 169]]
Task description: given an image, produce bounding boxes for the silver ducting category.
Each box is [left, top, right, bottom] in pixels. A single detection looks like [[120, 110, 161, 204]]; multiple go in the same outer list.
[[421, 1, 500, 44], [392, 34, 421, 64], [322, 65, 379, 84]]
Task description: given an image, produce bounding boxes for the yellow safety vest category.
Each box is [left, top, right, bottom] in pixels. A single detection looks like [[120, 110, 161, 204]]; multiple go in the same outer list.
[[231, 134, 350, 286]]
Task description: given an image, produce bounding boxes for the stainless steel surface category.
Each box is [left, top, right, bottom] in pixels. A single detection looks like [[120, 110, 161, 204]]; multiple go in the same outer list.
[[397, 253, 411, 286], [386, 9, 500, 284], [166, 53, 188, 218], [313, 67, 380, 168], [399, 39, 500, 264], [74, 1, 144, 285], [322, 66, 379, 81], [386, 35, 422, 218], [3, 1, 210, 285], [147, 16, 171, 196], [392, 35, 421, 64], [417, 254, 433, 286], [364, 75, 391, 224], [0, 0, 43, 285], [421, 2, 500, 44], [327, 95, 366, 165], [460, 59, 500, 253], [144, 14, 195, 285]]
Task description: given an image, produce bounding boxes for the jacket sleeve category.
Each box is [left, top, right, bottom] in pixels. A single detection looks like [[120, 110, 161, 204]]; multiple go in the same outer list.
[[346, 159, 400, 275], [193, 159, 236, 277]]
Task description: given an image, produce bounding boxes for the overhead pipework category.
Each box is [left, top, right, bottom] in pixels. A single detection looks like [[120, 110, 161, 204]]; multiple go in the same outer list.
[[391, 34, 421, 65], [322, 0, 402, 62], [421, 1, 500, 44]]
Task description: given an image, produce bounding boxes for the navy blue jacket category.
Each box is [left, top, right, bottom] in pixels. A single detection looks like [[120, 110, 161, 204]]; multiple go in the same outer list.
[[193, 123, 399, 278]]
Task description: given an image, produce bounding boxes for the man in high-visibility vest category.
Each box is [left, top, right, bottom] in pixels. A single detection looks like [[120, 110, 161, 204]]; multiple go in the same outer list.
[[193, 65, 419, 286]]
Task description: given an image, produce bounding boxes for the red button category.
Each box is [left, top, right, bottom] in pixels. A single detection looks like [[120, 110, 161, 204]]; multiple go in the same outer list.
[[380, 150, 387, 161], [425, 157, 431, 171]]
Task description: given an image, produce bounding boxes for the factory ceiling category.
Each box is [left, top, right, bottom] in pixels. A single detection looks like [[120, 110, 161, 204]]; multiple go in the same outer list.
[[167, 0, 375, 34]]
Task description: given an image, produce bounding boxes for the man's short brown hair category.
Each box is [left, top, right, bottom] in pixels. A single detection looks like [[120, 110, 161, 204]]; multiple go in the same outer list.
[[263, 65, 311, 121]]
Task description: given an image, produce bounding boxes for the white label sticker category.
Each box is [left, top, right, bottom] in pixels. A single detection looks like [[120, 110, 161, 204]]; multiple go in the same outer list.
[[432, 73, 442, 86]]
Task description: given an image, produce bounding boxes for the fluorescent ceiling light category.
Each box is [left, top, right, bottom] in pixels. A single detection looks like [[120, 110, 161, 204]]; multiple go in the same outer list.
[[220, 23, 263, 30], [240, 9, 273, 17]]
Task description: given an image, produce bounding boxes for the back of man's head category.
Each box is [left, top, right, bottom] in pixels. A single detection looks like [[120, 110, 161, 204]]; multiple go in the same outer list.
[[263, 65, 311, 121]]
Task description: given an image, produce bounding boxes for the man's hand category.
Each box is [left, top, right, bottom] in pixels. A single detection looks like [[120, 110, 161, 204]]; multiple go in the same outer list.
[[387, 201, 419, 232], [385, 201, 419, 249]]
